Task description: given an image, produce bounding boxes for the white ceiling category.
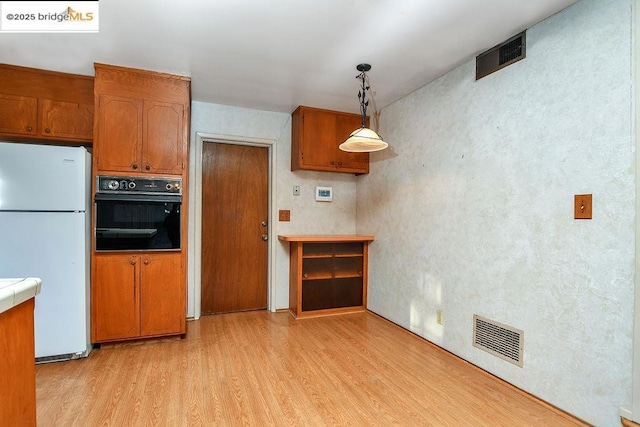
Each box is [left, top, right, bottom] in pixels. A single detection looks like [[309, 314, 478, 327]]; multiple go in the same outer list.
[[1, 0, 578, 115]]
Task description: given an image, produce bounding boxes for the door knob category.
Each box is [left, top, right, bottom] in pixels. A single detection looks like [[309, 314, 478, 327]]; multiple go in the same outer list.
[[261, 220, 268, 227], [261, 234, 268, 241]]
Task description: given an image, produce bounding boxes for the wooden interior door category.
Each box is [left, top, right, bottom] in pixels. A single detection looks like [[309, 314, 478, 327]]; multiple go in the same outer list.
[[201, 142, 268, 314]]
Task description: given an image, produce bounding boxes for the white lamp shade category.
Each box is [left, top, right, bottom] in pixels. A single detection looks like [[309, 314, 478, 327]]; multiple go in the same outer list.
[[339, 127, 388, 152]]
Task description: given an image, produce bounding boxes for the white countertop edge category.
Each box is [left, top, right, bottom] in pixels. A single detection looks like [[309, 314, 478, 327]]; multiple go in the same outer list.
[[0, 278, 42, 315]]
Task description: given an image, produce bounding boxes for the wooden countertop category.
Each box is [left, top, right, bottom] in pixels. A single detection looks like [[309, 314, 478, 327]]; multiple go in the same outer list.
[[278, 235, 374, 242]]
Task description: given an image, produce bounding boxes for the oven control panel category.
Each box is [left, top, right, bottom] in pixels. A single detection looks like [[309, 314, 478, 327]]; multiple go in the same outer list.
[[96, 176, 182, 195]]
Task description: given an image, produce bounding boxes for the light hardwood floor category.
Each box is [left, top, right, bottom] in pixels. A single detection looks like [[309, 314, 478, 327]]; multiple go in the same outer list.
[[36, 311, 587, 426]]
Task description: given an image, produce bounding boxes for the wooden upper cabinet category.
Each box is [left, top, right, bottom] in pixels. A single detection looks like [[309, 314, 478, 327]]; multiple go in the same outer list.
[[334, 112, 369, 172], [0, 94, 37, 135], [41, 99, 94, 140], [96, 95, 143, 172], [94, 63, 190, 176], [143, 101, 184, 174], [0, 64, 93, 144], [291, 106, 369, 174]]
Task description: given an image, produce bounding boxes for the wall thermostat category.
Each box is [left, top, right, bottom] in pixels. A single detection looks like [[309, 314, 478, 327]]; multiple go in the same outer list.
[[315, 186, 333, 202]]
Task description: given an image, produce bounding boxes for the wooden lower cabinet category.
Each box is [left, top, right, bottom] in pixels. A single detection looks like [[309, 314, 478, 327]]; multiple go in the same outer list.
[[279, 235, 374, 318], [92, 252, 185, 343], [0, 299, 36, 426], [139, 253, 184, 336]]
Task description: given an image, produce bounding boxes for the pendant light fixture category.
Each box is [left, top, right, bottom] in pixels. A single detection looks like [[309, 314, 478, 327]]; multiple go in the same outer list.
[[339, 63, 388, 153]]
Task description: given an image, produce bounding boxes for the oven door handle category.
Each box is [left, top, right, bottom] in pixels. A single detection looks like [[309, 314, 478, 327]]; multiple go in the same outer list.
[[94, 193, 182, 203]]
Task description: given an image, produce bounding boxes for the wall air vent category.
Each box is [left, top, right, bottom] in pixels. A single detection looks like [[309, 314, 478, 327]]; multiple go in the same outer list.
[[476, 31, 526, 80], [473, 315, 524, 367]]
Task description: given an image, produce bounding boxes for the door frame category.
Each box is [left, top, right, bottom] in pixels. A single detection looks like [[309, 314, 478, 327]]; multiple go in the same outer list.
[[629, 0, 639, 422], [191, 132, 277, 319]]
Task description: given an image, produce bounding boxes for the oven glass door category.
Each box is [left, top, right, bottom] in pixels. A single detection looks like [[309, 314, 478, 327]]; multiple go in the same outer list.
[[95, 199, 181, 251]]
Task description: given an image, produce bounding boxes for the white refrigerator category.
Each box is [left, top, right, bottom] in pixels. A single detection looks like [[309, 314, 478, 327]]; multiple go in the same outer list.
[[0, 142, 91, 362]]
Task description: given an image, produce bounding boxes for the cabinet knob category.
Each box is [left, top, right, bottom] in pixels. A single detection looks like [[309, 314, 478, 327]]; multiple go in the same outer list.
[[25, 126, 33, 132], [145, 164, 151, 171], [330, 161, 335, 165], [130, 259, 136, 265], [261, 220, 268, 227], [144, 259, 150, 265], [44, 128, 51, 133], [303, 273, 308, 278], [132, 163, 138, 169], [338, 162, 343, 166], [261, 234, 268, 241]]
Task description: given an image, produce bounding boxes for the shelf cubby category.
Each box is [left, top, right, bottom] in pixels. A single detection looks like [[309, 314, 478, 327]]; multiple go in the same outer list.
[[279, 235, 374, 318]]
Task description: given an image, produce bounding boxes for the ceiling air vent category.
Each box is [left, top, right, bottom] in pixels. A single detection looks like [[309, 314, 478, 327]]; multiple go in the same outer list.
[[473, 315, 524, 367], [476, 31, 526, 80]]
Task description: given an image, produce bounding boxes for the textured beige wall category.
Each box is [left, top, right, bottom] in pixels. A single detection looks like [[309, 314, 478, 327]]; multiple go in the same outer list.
[[188, 101, 358, 315], [356, 0, 634, 425]]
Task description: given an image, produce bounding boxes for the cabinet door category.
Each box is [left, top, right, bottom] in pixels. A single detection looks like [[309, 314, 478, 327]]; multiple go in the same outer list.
[[0, 94, 37, 136], [299, 108, 338, 171], [143, 101, 184, 175], [292, 106, 369, 174], [41, 99, 93, 141], [139, 253, 184, 337], [334, 113, 369, 173], [96, 95, 143, 172], [0, 298, 36, 426], [93, 255, 140, 342]]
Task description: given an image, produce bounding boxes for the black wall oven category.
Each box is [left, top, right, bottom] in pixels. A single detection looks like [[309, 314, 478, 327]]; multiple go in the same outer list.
[[95, 176, 182, 251]]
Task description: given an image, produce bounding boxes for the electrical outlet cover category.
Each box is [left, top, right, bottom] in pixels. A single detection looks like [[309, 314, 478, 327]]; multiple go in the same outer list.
[[279, 210, 291, 221], [574, 194, 592, 219]]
